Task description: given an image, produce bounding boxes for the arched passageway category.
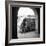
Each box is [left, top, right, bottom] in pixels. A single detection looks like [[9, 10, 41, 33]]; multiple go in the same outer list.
[[17, 7, 40, 38]]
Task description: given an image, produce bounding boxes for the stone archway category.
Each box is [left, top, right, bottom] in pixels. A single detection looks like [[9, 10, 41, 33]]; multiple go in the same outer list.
[[17, 7, 39, 38]]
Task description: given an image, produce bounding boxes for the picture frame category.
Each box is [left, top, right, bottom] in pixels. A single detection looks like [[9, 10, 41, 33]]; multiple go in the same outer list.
[[5, 1, 45, 46]]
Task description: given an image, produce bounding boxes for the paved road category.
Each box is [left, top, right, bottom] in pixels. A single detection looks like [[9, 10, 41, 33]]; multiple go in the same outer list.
[[17, 31, 40, 39]]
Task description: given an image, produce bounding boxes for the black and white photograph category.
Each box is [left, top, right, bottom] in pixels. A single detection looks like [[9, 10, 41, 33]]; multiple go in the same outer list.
[[5, 1, 45, 45], [12, 7, 40, 39]]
